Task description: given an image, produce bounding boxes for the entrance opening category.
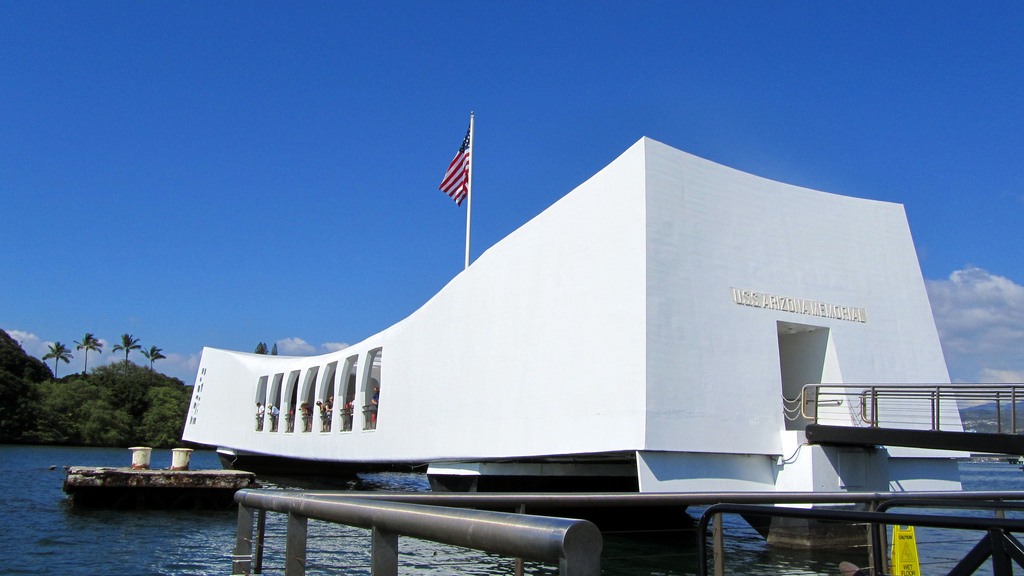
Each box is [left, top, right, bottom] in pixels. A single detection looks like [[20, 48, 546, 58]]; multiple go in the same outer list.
[[777, 321, 842, 430], [341, 356, 358, 432], [318, 362, 337, 432], [268, 373, 283, 432], [362, 348, 382, 430], [254, 376, 268, 431], [299, 367, 319, 433], [284, 370, 300, 433]]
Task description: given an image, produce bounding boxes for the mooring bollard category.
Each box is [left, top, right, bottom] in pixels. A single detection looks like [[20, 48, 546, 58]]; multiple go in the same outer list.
[[129, 446, 152, 470], [171, 448, 193, 471]]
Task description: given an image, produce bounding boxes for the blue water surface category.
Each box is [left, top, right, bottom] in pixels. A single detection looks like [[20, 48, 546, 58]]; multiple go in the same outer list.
[[2, 445, 1022, 575]]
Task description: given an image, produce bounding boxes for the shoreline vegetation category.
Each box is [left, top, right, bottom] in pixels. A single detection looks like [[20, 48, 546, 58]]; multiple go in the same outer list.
[[0, 329, 191, 449]]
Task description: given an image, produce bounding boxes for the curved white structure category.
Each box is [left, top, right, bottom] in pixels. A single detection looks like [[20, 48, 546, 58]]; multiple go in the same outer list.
[[183, 138, 961, 493]]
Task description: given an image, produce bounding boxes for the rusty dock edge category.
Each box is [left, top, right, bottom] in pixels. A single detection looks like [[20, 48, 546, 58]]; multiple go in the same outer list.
[[63, 467, 258, 509]]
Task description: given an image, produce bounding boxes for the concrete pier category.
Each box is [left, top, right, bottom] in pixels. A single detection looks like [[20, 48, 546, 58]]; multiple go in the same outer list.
[[63, 466, 258, 509]]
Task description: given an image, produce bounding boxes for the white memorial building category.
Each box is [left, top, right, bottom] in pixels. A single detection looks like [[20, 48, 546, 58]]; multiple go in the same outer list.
[[183, 137, 961, 495]]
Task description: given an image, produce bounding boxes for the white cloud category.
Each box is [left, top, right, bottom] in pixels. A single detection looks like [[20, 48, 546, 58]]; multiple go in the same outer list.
[[979, 368, 1024, 383], [276, 337, 317, 356], [3, 328, 200, 384], [157, 352, 201, 384], [321, 341, 350, 353], [4, 329, 48, 357], [926, 266, 1024, 382]]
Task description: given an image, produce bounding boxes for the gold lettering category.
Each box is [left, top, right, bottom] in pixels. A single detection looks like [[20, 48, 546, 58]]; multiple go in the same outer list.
[[732, 288, 867, 323]]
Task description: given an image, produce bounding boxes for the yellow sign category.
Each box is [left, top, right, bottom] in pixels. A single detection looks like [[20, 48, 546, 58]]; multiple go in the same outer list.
[[891, 525, 921, 576]]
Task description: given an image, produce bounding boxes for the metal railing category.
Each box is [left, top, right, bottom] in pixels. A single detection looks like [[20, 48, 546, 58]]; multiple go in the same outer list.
[[697, 501, 1024, 576], [231, 489, 1024, 574], [231, 489, 602, 576], [264, 489, 1024, 510], [800, 384, 1024, 432]]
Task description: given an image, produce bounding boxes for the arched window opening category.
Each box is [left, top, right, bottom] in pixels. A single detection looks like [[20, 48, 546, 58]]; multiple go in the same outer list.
[[341, 356, 358, 432], [362, 348, 383, 430], [268, 373, 284, 432], [299, 366, 319, 433], [254, 376, 268, 431], [284, 370, 300, 433], [318, 362, 338, 432]]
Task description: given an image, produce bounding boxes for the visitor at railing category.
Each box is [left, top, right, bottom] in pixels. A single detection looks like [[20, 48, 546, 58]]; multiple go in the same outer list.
[[364, 386, 379, 430], [341, 398, 353, 431], [285, 407, 295, 433], [255, 403, 265, 431], [300, 402, 312, 432], [269, 404, 280, 432], [317, 400, 329, 432]]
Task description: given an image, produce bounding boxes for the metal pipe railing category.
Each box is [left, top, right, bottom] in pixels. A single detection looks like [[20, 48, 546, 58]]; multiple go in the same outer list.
[[697, 502, 1024, 576], [232, 489, 602, 576], [269, 488, 1024, 510], [801, 383, 1024, 432], [232, 488, 1024, 575]]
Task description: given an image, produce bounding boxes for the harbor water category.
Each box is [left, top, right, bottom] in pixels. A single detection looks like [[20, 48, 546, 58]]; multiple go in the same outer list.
[[2, 444, 1021, 575]]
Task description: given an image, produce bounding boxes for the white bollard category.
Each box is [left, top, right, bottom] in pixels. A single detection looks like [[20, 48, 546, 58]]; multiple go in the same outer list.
[[129, 446, 152, 470], [171, 448, 194, 471]]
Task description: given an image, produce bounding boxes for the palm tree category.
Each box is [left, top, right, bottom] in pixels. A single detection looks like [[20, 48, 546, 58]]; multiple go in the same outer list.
[[141, 345, 166, 371], [74, 332, 103, 374], [112, 333, 141, 377], [42, 341, 73, 377]]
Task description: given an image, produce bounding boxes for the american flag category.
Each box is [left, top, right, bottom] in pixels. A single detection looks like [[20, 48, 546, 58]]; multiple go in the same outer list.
[[438, 125, 471, 206]]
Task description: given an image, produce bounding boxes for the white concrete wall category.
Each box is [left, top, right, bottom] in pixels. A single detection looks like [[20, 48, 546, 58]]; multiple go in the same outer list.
[[641, 139, 950, 456], [381, 138, 650, 459], [185, 139, 651, 462]]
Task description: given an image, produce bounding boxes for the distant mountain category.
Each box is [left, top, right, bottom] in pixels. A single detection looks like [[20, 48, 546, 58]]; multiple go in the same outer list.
[[959, 401, 1024, 434]]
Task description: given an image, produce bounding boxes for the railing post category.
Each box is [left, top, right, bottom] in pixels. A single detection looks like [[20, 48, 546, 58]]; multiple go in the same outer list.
[[255, 508, 266, 574], [1012, 387, 1018, 434], [234, 503, 254, 575], [871, 387, 879, 427], [285, 512, 307, 576], [515, 504, 526, 576], [997, 392, 1004, 434], [713, 512, 725, 576], [866, 499, 893, 576], [801, 384, 819, 422], [371, 526, 398, 576], [989, 529, 1012, 576]]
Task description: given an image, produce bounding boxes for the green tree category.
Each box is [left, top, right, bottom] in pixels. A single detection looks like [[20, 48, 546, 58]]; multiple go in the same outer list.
[[42, 342, 73, 377], [0, 329, 51, 382], [138, 386, 191, 447], [255, 342, 269, 354], [112, 333, 141, 377], [141, 345, 166, 371], [28, 379, 103, 444], [2, 329, 192, 448], [74, 332, 103, 374], [270, 342, 278, 355], [0, 329, 48, 442], [79, 397, 133, 446]]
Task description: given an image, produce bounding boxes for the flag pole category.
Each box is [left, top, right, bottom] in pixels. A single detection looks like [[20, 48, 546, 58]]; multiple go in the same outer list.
[[464, 111, 475, 270]]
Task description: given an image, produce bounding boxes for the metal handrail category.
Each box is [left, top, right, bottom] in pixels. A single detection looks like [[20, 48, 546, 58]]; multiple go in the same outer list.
[[232, 489, 602, 576], [800, 383, 1024, 433], [253, 489, 1024, 515], [231, 489, 1024, 575], [697, 502, 1024, 576]]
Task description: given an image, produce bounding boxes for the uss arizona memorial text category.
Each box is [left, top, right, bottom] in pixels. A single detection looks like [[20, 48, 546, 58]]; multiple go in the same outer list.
[[731, 288, 868, 323]]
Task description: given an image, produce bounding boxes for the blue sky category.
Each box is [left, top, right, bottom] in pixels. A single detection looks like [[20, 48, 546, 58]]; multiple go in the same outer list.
[[2, 2, 1022, 385]]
